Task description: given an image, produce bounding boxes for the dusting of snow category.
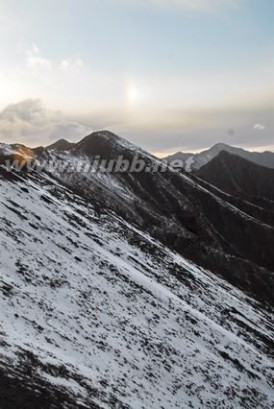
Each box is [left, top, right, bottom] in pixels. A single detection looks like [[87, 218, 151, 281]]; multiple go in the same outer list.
[[0, 165, 274, 408]]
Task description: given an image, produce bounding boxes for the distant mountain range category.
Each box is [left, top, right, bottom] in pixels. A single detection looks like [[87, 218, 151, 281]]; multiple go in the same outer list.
[[1, 133, 273, 306], [1, 133, 274, 408], [164, 142, 274, 171], [197, 150, 274, 208]]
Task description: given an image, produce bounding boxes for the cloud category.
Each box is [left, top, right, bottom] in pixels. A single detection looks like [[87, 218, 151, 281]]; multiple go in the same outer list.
[[254, 123, 266, 131], [59, 58, 84, 73], [0, 99, 273, 154], [26, 44, 84, 76], [113, 0, 243, 13], [0, 99, 92, 146], [26, 44, 52, 73]]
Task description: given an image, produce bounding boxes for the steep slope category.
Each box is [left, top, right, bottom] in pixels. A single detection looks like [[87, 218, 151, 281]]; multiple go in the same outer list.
[[1, 162, 274, 408], [164, 143, 274, 171], [197, 150, 274, 207], [33, 131, 274, 307]]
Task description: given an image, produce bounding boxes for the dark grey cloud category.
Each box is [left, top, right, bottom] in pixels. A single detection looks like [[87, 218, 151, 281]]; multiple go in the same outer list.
[[0, 99, 92, 146]]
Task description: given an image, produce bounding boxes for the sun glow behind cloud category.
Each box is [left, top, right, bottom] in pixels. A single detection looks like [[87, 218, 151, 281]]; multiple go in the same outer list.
[[125, 78, 150, 109], [0, 0, 273, 153], [127, 85, 141, 105]]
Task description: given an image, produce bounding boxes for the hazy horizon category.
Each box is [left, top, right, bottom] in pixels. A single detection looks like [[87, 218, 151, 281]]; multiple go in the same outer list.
[[0, 0, 273, 155], [2, 128, 274, 159]]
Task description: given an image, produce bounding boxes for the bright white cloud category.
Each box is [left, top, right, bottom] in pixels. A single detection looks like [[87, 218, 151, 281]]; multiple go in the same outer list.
[[26, 44, 84, 76], [26, 52, 52, 73], [60, 58, 84, 73], [28, 56, 52, 72], [254, 123, 266, 131], [0, 99, 92, 146]]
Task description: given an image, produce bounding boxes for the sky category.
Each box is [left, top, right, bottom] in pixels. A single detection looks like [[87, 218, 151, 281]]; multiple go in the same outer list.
[[0, 0, 273, 155]]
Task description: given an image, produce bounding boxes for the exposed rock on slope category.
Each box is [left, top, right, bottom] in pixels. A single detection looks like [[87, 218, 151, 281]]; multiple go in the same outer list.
[[32, 131, 274, 307], [0, 161, 274, 408], [197, 150, 274, 208]]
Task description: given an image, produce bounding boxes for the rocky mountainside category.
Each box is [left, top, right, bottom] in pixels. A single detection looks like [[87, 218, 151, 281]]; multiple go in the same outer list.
[[164, 143, 274, 171], [1, 142, 274, 408], [197, 150, 274, 207], [25, 131, 274, 308]]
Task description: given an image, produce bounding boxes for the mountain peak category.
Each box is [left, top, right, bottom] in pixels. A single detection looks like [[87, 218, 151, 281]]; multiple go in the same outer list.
[[71, 130, 121, 157], [164, 142, 274, 170], [46, 139, 74, 151], [197, 150, 274, 204], [80, 130, 120, 143], [71, 130, 141, 159], [211, 142, 230, 150]]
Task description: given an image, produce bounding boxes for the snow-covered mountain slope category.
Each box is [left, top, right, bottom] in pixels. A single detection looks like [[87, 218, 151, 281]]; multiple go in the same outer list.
[[164, 143, 274, 171], [32, 132, 274, 308], [1, 165, 274, 408]]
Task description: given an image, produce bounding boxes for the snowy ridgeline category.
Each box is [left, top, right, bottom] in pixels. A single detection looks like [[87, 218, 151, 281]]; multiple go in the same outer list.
[[0, 167, 274, 409]]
